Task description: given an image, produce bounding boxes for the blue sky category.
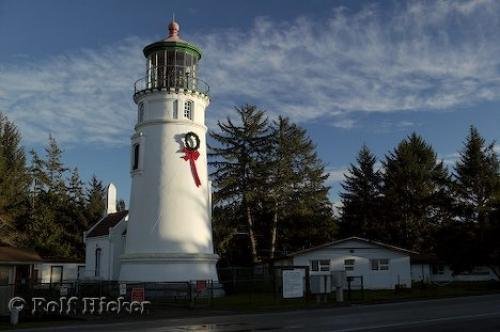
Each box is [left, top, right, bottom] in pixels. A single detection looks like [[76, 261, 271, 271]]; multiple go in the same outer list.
[[1, 0, 500, 207]]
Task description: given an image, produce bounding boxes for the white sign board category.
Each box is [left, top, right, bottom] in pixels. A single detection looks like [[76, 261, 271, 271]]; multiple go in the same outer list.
[[282, 270, 304, 298], [119, 283, 127, 296]]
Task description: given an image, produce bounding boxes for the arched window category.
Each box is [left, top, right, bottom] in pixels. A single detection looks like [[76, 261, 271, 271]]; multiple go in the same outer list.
[[173, 100, 178, 119], [95, 248, 102, 277], [184, 100, 193, 120]]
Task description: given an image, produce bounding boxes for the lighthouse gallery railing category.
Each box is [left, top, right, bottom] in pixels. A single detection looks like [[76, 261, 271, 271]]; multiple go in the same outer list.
[[134, 66, 209, 96]]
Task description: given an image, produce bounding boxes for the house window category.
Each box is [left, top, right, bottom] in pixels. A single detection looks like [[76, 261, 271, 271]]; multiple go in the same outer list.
[[371, 259, 389, 271], [0, 266, 10, 285], [50, 266, 63, 284], [184, 100, 193, 120], [132, 144, 140, 171], [311, 259, 330, 272], [95, 248, 102, 277], [138, 102, 144, 123], [173, 100, 178, 119], [432, 264, 444, 275], [344, 259, 355, 271]]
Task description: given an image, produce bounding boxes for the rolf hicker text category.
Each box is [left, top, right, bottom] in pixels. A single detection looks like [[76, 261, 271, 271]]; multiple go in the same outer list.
[[8, 296, 151, 315]]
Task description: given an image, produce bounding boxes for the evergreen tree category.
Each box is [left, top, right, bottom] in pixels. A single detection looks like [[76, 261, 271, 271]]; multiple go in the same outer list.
[[28, 136, 77, 257], [66, 167, 88, 256], [85, 175, 105, 225], [209, 105, 271, 263], [382, 133, 451, 251], [0, 113, 30, 245], [267, 116, 333, 257], [116, 199, 126, 212], [339, 145, 382, 239], [436, 126, 500, 273], [454, 126, 500, 224]]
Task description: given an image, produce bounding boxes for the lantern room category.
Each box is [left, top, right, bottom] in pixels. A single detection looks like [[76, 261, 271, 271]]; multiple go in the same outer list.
[[134, 20, 209, 98]]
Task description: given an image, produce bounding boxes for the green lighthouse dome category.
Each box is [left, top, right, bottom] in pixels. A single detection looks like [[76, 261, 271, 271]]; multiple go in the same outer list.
[[134, 20, 208, 99]]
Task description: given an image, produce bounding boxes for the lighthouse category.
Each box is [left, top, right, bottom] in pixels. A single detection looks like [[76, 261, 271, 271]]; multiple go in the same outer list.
[[119, 20, 219, 282]]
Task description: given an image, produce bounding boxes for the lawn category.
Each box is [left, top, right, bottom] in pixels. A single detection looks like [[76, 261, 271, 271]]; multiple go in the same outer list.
[[204, 281, 500, 310]]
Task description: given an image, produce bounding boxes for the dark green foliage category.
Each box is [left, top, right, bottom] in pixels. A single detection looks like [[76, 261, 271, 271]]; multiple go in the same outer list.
[[454, 126, 500, 224], [85, 175, 106, 225], [435, 126, 500, 273], [339, 145, 382, 240], [0, 112, 108, 258], [116, 199, 126, 212], [209, 105, 271, 263], [381, 133, 452, 252], [0, 113, 31, 245], [210, 106, 334, 264], [267, 116, 334, 257]]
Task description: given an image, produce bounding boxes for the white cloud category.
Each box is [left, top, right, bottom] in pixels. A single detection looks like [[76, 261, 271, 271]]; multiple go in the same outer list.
[[2, 0, 500, 145], [326, 166, 348, 186], [200, 0, 500, 122], [0, 37, 144, 145]]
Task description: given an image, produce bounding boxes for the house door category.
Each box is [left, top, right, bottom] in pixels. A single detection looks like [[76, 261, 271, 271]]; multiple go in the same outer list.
[[15, 265, 30, 287]]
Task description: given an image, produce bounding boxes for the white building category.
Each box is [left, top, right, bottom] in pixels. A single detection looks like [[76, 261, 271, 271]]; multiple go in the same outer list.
[[411, 255, 499, 283], [84, 20, 219, 283], [275, 237, 414, 289]]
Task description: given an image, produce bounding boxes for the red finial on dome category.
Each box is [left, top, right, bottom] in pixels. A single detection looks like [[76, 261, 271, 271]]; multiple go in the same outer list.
[[168, 14, 180, 39]]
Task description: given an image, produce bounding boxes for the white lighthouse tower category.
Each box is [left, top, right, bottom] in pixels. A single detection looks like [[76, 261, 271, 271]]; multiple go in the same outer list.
[[119, 20, 219, 282]]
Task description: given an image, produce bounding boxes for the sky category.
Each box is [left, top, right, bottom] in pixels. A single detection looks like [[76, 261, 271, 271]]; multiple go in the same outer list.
[[1, 0, 500, 207]]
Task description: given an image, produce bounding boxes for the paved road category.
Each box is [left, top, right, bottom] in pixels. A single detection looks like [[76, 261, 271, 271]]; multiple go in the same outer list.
[[13, 294, 500, 331]]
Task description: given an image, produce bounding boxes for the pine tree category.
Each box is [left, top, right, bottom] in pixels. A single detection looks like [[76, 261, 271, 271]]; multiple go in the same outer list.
[[0, 113, 30, 245], [437, 126, 500, 273], [66, 167, 88, 256], [116, 199, 126, 212], [209, 105, 271, 263], [85, 175, 105, 225], [28, 136, 75, 257], [339, 145, 382, 239], [267, 116, 333, 258], [382, 133, 451, 251], [454, 126, 500, 224]]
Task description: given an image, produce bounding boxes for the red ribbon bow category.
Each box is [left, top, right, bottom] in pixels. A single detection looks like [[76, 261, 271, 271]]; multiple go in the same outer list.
[[182, 147, 201, 187]]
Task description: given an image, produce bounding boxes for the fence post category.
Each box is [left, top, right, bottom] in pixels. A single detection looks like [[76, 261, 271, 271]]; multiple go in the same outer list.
[[188, 282, 194, 309], [208, 280, 213, 307]]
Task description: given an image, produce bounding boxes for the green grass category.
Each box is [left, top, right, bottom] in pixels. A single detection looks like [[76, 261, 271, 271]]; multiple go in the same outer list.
[[206, 281, 500, 311], [2, 282, 499, 330]]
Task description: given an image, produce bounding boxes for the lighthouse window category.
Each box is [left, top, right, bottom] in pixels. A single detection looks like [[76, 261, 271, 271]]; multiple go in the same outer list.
[[132, 144, 140, 170], [184, 101, 193, 120]]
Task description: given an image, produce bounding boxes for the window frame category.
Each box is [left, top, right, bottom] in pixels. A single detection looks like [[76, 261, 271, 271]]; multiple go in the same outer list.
[[50, 265, 63, 284], [344, 259, 355, 271], [311, 259, 330, 272], [184, 100, 193, 120], [371, 258, 390, 271]]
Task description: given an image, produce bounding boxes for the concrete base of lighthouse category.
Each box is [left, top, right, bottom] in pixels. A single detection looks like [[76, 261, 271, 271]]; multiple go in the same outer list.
[[119, 253, 219, 282]]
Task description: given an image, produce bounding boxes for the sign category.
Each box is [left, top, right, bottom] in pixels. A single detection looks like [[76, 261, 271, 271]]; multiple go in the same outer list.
[[196, 280, 207, 293], [131, 287, 144, 302], [119, 283, 127, 296], [282, 270, 304, 298]]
